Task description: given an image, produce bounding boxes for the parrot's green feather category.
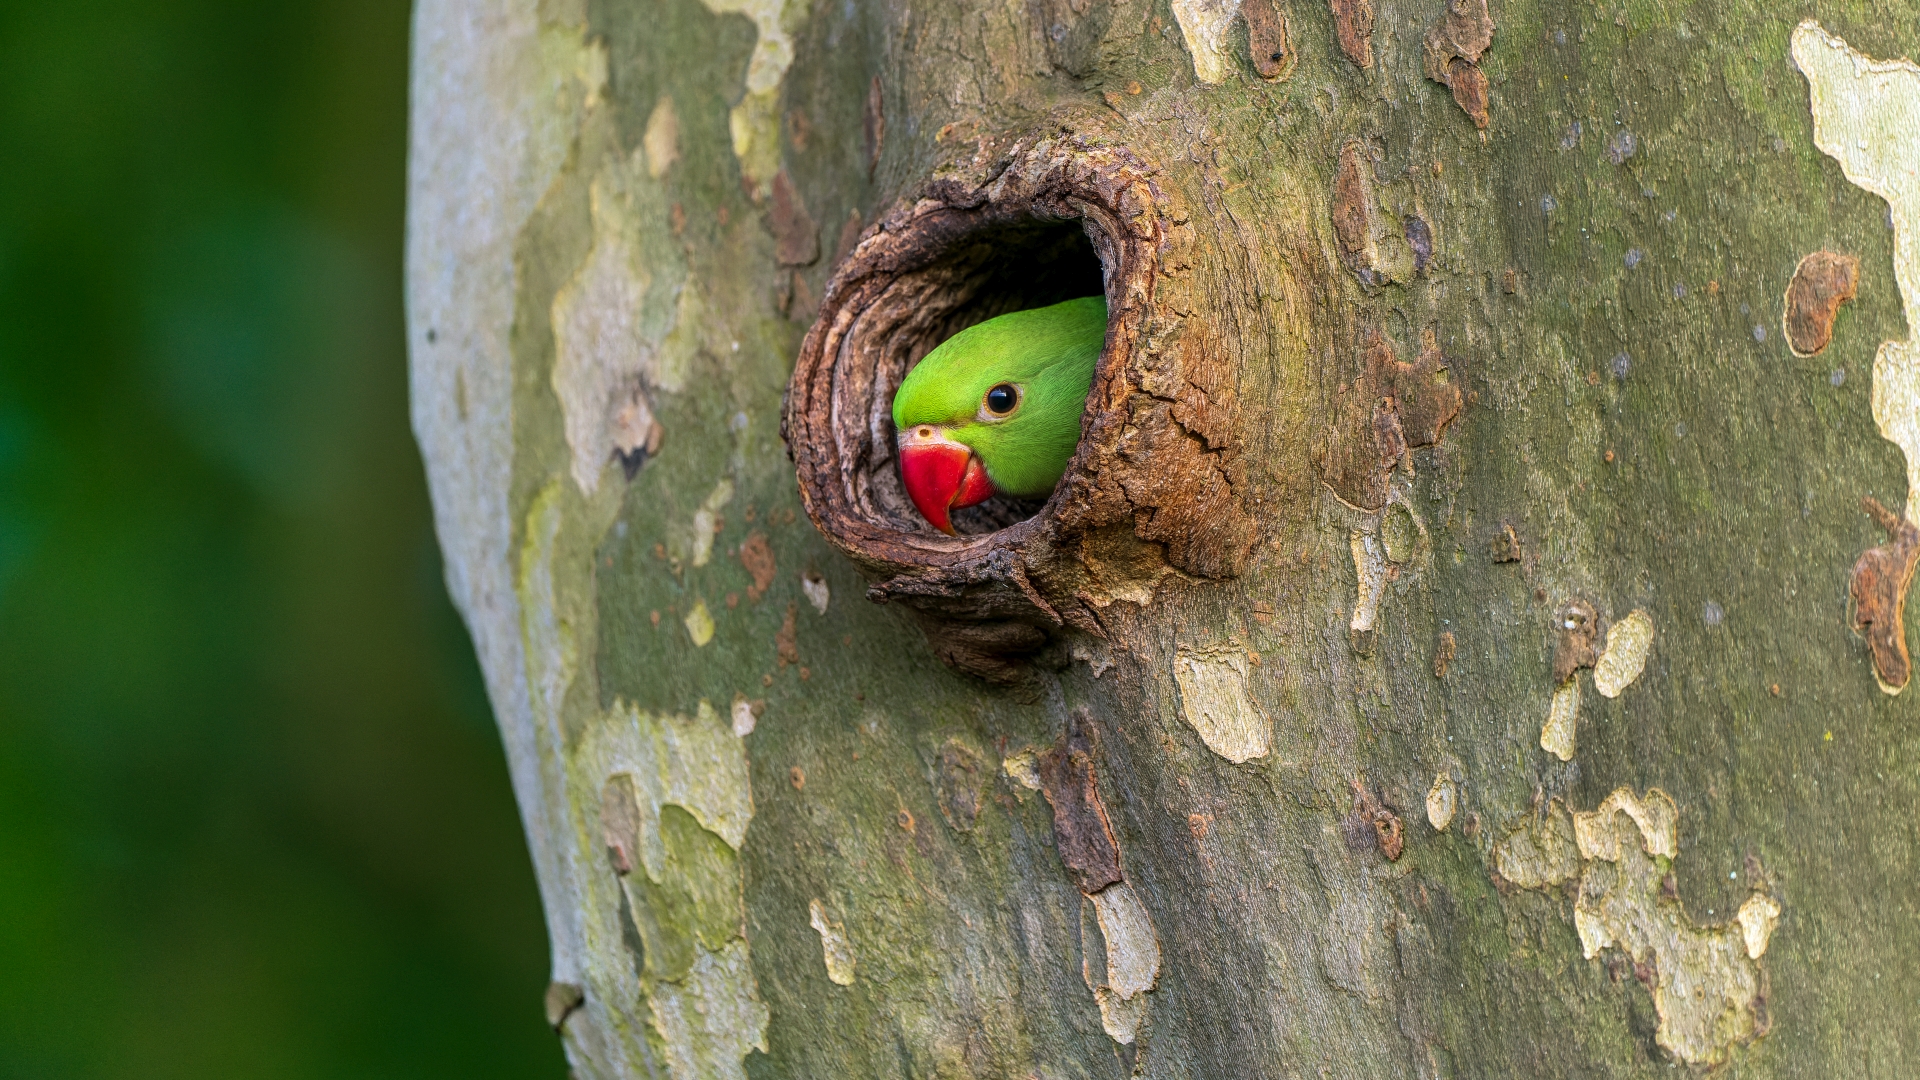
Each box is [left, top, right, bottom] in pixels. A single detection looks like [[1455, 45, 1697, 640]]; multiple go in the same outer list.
[[891, 296, 1106, 499]]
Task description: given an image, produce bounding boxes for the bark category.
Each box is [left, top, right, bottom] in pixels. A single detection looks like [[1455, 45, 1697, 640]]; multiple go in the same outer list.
[[407, 0, 1920, 1075]]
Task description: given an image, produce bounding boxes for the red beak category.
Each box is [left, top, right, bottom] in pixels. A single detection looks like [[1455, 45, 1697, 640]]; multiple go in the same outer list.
[[898, 427, 995, 534]]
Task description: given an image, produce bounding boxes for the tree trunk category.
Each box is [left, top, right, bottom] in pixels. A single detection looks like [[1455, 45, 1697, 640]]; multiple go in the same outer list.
[[407, 0, 1920, 1074]]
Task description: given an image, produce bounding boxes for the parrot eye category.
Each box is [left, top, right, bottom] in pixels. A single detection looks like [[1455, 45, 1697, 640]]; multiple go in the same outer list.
[[984, 383, 1020, 416]]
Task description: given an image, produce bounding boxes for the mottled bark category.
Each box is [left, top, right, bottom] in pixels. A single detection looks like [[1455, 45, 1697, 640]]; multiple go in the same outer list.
[[408, 0, 1920, 1076]]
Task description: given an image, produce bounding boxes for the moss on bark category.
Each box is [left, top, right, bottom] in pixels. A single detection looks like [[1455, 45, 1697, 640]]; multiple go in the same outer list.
[[410, 0, 1920, 1073]]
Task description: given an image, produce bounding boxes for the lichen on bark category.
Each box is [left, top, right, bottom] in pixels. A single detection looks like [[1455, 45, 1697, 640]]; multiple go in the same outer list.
[[409, 0, 1920, 1075]]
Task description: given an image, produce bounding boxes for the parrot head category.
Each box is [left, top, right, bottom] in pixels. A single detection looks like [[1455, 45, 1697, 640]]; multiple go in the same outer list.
[[891, 296, 1107, 534]]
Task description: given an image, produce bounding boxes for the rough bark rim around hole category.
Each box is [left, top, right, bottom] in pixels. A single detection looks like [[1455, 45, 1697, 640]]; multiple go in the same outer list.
[[785, 133, 1250, 678]]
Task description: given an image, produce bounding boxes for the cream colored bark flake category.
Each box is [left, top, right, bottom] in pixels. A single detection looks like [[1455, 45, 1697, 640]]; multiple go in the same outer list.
[[1084, 882, 1161, 1044], [800, 571, 829, 614], [1794, 22, 1920, 522], [1425, 773, 1457, 832], [1348, 530, 1387, 634], [1494, 791, 1778, 1065], [1001, 749, 1043, 791], [1592, 608, 1654, 698], [1573, 787, 1678, 861], [573, 699, 755, 869], [808, 899, 856, 985], [551, 181, 651, 495], [684, 600, 715, 647], [1738, 893, 1781, 959], [643, 95, 679, 178], [1173, 646, 1271, 762], [1540, 678, 1580, 761], [1169, 0, 1245, 83], [549, 165, 686, 496], [689, 478, 734, 567], [698, 0, 796, 192]]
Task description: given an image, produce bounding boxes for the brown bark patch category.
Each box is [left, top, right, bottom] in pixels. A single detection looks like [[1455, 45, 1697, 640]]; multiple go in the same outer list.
[[1331, 139, 1379, 283], [1850, 496, 1920, 692], [1423, 0, 1495, 129], [739, 532, 776, 601], [1316, 326, 1464, 511], [1346, 781, 1402, 860], [775, 603, 800, 666], [1433, 630, 1456, 678], [1240, 0, 1295, 79], [1783, 250, 1860, 357], [1442, 59, 1490, 129], [1328, 0, 1373, 67], [1036, 713, 1124, 893], [1490, 521, 1521, 563], [1552, 598, 1600, 685], [768, 171, 819, 267]]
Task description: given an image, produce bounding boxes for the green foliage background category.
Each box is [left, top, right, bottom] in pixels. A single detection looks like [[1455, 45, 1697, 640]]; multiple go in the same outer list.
[[0, 2, 562, 1075]]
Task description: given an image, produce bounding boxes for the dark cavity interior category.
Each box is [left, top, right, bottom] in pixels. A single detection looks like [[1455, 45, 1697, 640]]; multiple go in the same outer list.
[[892, 219, 1107, 536]]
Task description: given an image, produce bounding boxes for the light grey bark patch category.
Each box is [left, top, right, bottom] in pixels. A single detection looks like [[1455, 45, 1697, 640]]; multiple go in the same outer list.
[[1494, 789, 1779, 1065], [1795, 22, 1920, 695], [572, 700, 766, 1077], [800, 570, 829, 614], [1172, 645, 1272, 762], [408, 0, 599, 1012], [576, 700, 755, 865], [1348, 531, 1387, 648], [549, 156, 689, 495], [729, 695, 758, 737], [808, 899, 857, 986], [648, 941, 771, 1078], [1081, 882, 1161, 1043], [1070, 637, 1114, 677], [1169, 0, 1245, 84], [1796, 21, 1920, 513]]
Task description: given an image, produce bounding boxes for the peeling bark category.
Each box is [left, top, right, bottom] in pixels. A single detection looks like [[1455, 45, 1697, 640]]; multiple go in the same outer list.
[[410, 0, 1920, 1075]]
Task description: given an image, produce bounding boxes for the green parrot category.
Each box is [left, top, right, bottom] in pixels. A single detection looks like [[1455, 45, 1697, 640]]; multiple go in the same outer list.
[[891, 295, 1107, 534]]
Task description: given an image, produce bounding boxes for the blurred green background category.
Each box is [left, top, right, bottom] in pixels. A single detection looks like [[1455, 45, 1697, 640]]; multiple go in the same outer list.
[[0, 2, 563, 1076]]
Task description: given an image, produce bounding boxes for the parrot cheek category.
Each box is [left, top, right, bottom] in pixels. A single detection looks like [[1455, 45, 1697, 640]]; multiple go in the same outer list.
[[898, 439, 973, 535]]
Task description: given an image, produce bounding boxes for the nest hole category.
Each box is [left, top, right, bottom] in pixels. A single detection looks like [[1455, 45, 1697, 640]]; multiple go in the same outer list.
[[860, 218, 1110, 538]]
